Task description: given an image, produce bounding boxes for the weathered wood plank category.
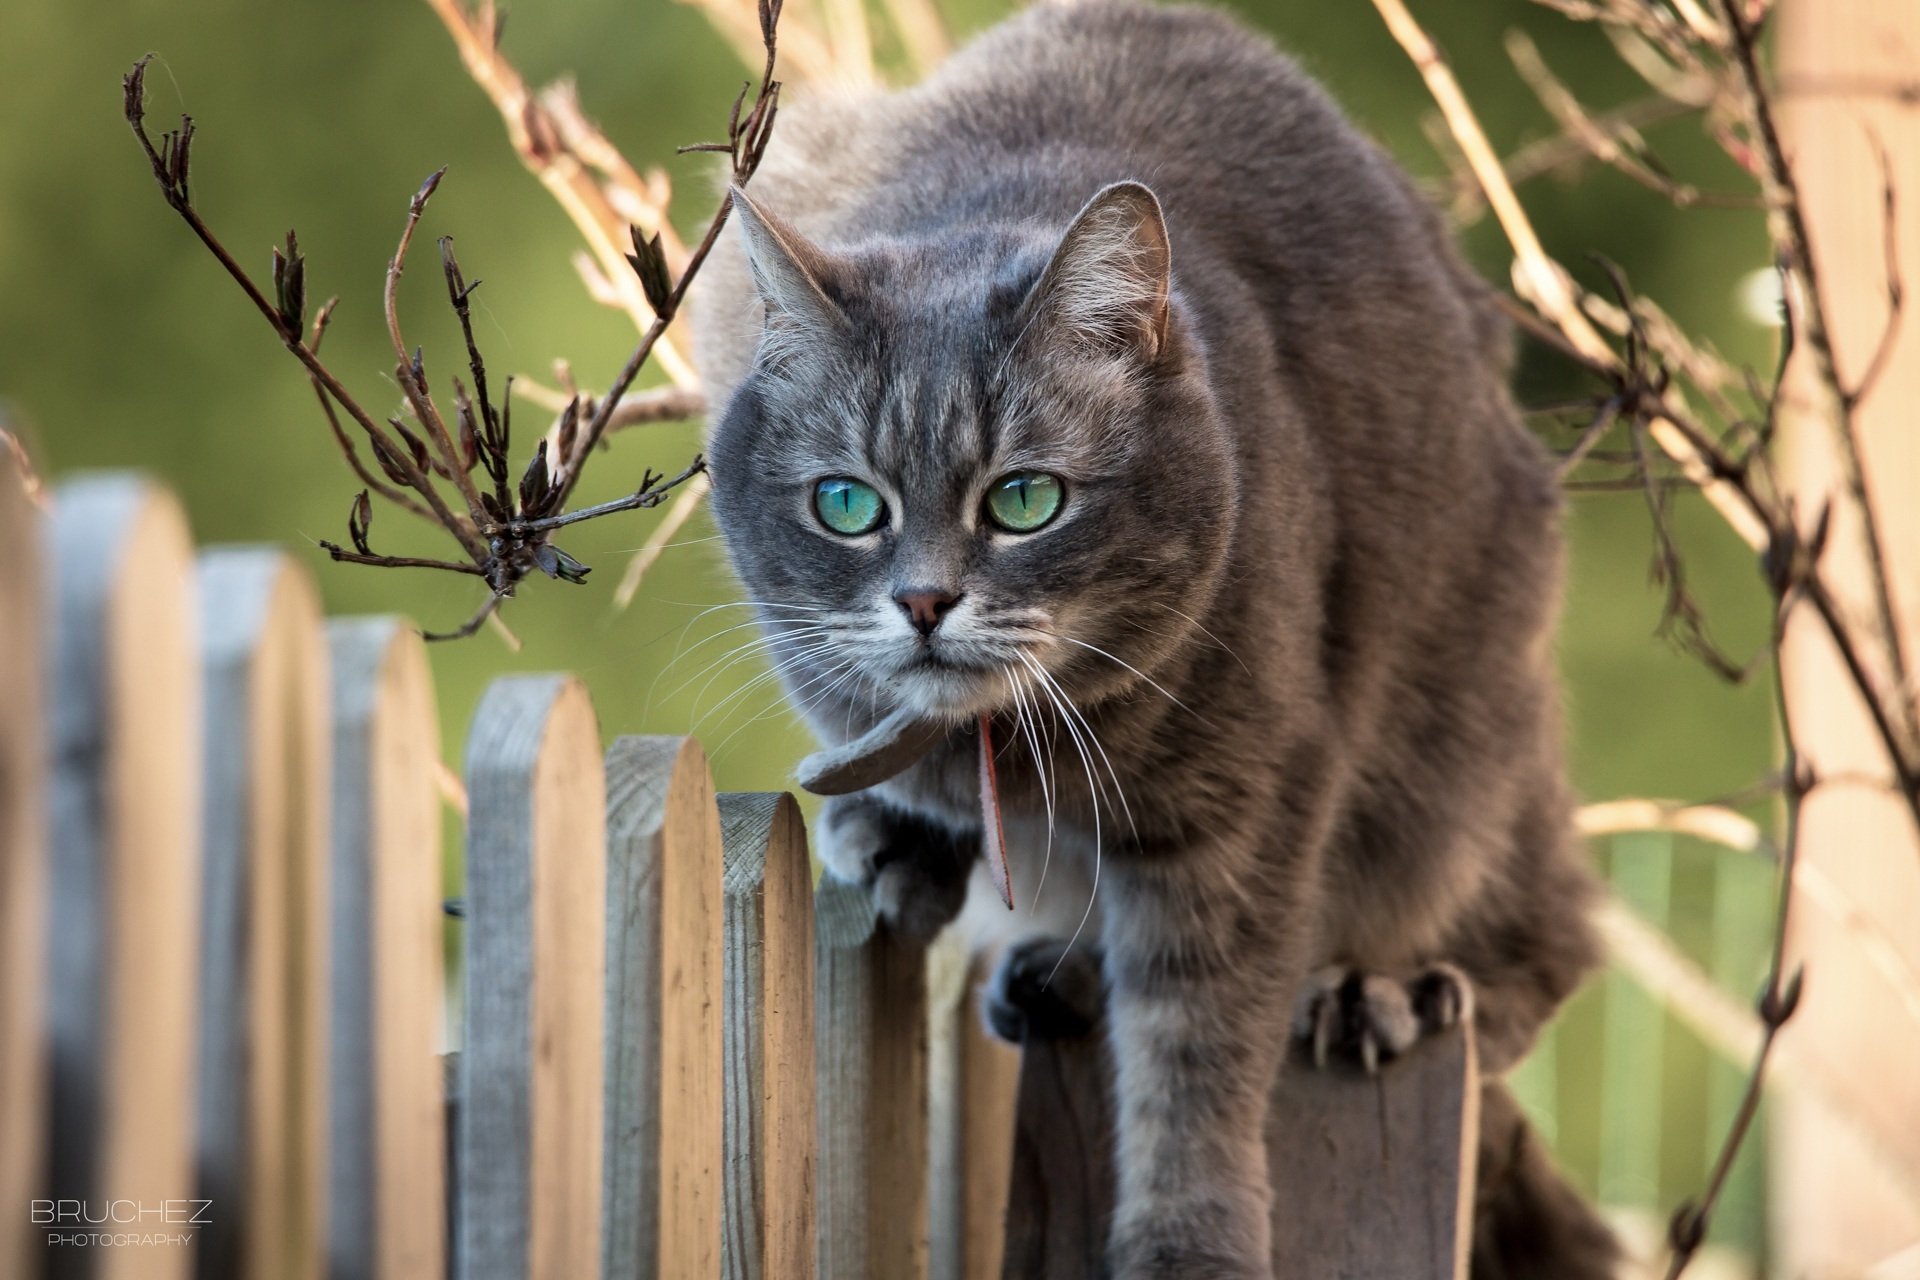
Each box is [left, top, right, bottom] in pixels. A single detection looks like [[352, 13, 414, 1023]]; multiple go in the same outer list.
[[326, 618, 445, 1280], [1267, 1026, 1478, 1276], [43, 475, 200, 1280], [193, 548, 330, 1280], [0, 446, 45, 1280], [925, 948, 1020, 1280], [1002, 1020, 1480, 1280], [460, 677, 605, 1280], [998, 1023, 1111, 1280], [719, 792, 816, 1280], [601, 736, 723, 1280], [815, 879, 930, 1280]]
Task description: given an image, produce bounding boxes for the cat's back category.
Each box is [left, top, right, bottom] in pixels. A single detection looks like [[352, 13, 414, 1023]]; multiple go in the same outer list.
[[698, 1, 1504, 422]]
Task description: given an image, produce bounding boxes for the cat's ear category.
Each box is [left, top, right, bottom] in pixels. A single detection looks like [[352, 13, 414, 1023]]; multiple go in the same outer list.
[[1020, 181, 1172, 362], [728, 186, 846, 336]]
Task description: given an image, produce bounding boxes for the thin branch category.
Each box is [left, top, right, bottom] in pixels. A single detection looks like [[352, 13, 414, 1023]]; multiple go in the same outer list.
[[1717, 0, 1914, 723]]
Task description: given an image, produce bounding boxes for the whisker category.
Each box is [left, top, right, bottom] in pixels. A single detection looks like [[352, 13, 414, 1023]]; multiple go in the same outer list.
[[1017, 652, 1108, 985], [1150, 601, 1253, 676], [693, 637, 843, 725], [643, 616, 829, 716], [660, 626, 833, 709], [1048, 633, 1204, 722], [1008, 665, 1058, 912]]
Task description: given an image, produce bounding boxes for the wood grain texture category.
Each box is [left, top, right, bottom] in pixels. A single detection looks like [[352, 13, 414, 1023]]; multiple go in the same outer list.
[[959, 966, 1019, 1280], [1266, 1029, 1478, 1277], [325, 618, 445, 1280], [601, 735, 723, 1280], [998, 1024, 1112, 1280], [460, 677, 605, 1280], [719, 792, 816, 1280], [1002, 1025, 1479, 1280], [43, 474, 200, 1280], [814, 878, 929, 1280], [194, 549, 330, 1280], [0, 447, 44, 1280]]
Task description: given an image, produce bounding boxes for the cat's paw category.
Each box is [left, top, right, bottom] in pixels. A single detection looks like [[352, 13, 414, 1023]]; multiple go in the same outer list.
[[815, 792, 973, 943], [982, 937, 1104, 1042], [1290, 963, 1468, 1075]]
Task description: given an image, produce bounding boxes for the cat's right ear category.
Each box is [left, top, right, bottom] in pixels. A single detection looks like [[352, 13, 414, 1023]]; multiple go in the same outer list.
[[728, 187, 846, 337]]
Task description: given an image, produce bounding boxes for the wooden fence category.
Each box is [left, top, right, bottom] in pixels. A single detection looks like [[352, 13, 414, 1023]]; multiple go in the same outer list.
[[1, 464, 1525, 1280]]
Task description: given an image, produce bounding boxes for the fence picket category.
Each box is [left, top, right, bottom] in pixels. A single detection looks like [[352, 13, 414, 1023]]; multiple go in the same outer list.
[[926, 945, 1020, 1280], [326, 618, 445, 1280], [600, 735, 724, 1280], [460, 677, 606, 1280], [193, 549, 330, 1280], [719, 792, 816, 1280], [1600, 833, 1674, 1217], [814, 879, 929, 1280], [0, 449, 44, 1280], [43, 475, 201, 1280]]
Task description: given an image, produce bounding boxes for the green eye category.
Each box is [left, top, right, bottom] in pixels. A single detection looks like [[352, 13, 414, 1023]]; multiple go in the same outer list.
[[985, 471, 1065, 533], [814, 477, 886, 535]]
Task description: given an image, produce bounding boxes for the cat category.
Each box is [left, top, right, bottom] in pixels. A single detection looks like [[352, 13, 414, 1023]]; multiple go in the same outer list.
[[692, 2, 1616, 1275]]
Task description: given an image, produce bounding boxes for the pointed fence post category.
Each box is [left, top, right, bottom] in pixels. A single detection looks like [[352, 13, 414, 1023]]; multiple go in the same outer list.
[[42, 474, 201, 1280], [326, 618, 445, 1280], [719, 792, 816, 1280], [193, 548, 330, 1280], [459, 677, 606, 1280], [600, 736, 723, 1280]]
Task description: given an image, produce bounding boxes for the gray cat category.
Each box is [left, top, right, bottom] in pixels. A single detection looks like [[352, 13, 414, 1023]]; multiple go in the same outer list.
[[693, 2, 1615, 1275]]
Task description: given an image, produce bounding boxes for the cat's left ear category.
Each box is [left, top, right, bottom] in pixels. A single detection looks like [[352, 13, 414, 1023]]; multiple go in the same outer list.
[[1019, 181, 1172, 362], [728, 186, 847, 336]]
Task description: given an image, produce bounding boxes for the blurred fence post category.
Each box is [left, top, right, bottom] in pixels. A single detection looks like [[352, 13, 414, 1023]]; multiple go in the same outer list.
[[814, 879, 929, 1280], [601, 735, 723, 1280], [927, 940, 1019, 1280], [719, 792, 816, 1280], [459, 677, 606, 1280], [0, 447, 44, 1280], [1778, 0, 1920, 1265], [326, 618, 445, 1280], [1599, 832, 1672, 1219], [43, 474, 201, 1280], [194, 549, 330, 1280]]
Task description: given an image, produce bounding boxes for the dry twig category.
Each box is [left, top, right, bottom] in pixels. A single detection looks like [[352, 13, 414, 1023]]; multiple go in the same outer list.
[[122, 0, 783, 639]]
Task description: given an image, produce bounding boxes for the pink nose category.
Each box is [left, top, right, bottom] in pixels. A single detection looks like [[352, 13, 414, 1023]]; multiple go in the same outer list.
[[894, 588, 960, 637]]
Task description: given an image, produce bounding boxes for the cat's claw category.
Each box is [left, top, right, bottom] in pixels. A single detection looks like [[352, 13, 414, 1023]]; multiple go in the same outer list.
[[814, 792, 974, 944], [1291, 964, 1468, 1075]]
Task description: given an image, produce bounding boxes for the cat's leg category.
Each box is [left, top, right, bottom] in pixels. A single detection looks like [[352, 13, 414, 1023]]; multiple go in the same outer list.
[[815, 791, 976, 942], [1290, 963, 1467, 1074], [1101, 839, 1309, 1280]]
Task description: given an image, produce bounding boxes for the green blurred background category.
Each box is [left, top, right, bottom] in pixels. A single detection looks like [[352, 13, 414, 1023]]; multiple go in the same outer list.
[[0, 0, 1781, 1253]]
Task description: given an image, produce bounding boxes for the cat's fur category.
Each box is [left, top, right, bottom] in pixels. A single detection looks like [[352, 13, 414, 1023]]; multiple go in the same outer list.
[[693, 2, 1613, 1275]]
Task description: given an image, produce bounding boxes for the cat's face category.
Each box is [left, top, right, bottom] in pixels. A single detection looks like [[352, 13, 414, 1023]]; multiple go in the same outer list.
[[706, 183, 1235, 727]]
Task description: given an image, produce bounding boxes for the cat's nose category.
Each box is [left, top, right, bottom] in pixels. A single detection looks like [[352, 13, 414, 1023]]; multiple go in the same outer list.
[[894, 588, 961, 637]]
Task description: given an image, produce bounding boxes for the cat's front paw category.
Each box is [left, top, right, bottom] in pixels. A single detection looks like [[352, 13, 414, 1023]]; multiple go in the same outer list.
[[815, 792, 974, 943], [982, 937, 1104, 1042], [1290, 963, 1468, 1075]]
